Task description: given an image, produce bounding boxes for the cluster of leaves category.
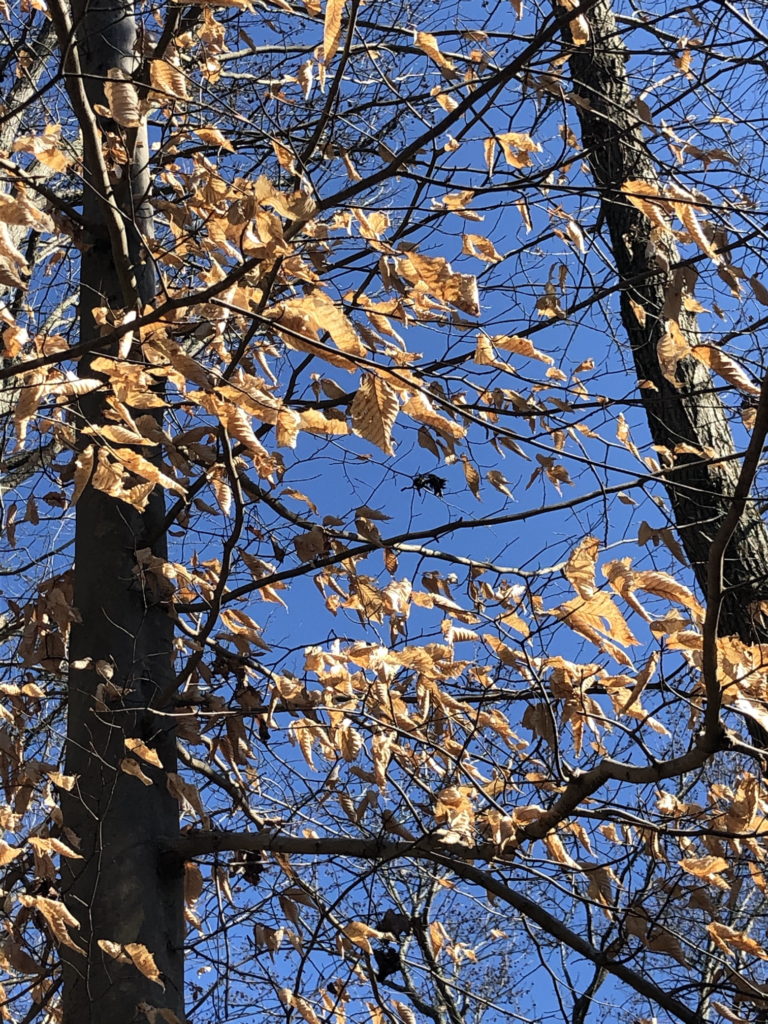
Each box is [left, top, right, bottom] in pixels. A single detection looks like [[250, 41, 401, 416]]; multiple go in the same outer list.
[[5, 1, 768, 1024]]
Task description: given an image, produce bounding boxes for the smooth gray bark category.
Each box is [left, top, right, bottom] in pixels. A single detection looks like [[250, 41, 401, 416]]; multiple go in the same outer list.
[[58, 0, 183, 1019]]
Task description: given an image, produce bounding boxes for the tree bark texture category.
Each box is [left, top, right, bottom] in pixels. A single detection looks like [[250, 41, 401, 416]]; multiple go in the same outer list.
[[561, 0, 768, 645], [59, 1, 183, 1019]]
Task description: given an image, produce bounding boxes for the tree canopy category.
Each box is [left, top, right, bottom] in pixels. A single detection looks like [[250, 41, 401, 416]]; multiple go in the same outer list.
[[2, 1, 768, 1023]]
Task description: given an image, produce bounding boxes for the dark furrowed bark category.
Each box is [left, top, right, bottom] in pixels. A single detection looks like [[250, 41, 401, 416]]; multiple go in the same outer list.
[[562, 0, 768, 645], [57, 0, 183, 1018]]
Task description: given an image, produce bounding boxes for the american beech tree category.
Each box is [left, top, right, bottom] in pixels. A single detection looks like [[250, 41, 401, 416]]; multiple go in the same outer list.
[[1, 1, 768, 1023]]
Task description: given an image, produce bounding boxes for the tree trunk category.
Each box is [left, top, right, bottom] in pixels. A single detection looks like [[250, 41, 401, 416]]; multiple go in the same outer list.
[[57, 0, 183, 1019], [561, 0, 768, 644]]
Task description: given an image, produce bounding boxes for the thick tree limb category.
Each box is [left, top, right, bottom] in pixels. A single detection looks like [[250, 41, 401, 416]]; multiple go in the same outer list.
[[563, 0, 768, 648], [163, 830, 700, 1024]]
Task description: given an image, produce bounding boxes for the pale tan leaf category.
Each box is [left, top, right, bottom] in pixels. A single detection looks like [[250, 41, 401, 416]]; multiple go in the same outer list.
[[266, 291, 366, 365], [281, 487, 318, 514], [71, 445, 95, 505], [120, 757, 153, 786], [730, 697, 768, 735], [209, 470, 232, 516], [28, 837, 82, 859], [98, 941, 165, 988], [428, 920, 450, 958], [124, 737, 163, 768], [483, 137, 496, 173], [431, 87, 457, 113], [342, 921, 392, 955], [402, 391, 465, 439], [125, 944, 165, 989], [564, 536, 599, 599], [350, 374, 399, 455], [679, 855, 729, 879], [544, 833, 580, 870], [276, 407, 301, 449], [644, 926, 688, 964], [19, 895, 83, 951], [748, 861, 768, 895], [489, 333, 553, 364], [272, 140, 296, 173], [112, 449, 186, 496], [749, 275, 768, 306], [707, 921, 768, 960], [486, 469, 513, 499], [461, 456, 481, 501], [392, 1002, 417, 1024], [710, 1003, 752, 1024], [280, 989, 321, 1024], [192, 126, 235, 152], [558, 0, 589, 43], [47, 770, 76, 790], [0, 192, 54, 233], [657, 320, 689, 386], [585, 864, 617, 919], [499, 608, 530, 637], [104, 68, 141, 127], [397, 253, 479, 316], [299, 408, 350, 435], [254, 923, 286, 952], [1, 324, 26, 358], [119, 480, 155, 511], [297, 60, 315, 101], [668, 183, 720, 263], [167, 773, 209, 826], [14, 370, 47, 447], [564, 218, 586, 252], [415, 31, 456, 75], [0, 840, 23, 866], [473, 334, 508, 370], [95, 944, 125, 965], [461, 234, 503, 263], [294, 526, 327, 562], [149, 60, 189, 100], [622, 651, 658, 713], [355, 505, 391, 521], [514, 197, 532, 232], [535, 283, 566, 319], [637, 520, 688, 565], [211, 402, 270, 459], [13, 125, 72, 173], [621, 179, 673, 234], [629, 298, 647, 326], [690, 345, 760, 395], [496, 131, 542, 168], [616, 413, 640, 459], [323, 0, 345, 63], [631, 570, 702, 615], [88, 424, 153, 446], [555, 591, 639, 665]]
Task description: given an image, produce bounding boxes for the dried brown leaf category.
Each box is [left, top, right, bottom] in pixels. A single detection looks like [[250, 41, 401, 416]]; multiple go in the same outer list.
[[564, 536, 599, 599], [415, 31, 456, 75], [496, 131, 541, 168], [124, 737, 163, 768], [707, 921, 768, 960], [323, 0, 345, 63], [690, 345, 760, 395], [104, 68, 141, 127], [19, 895, 83, 951], [350, 374, 399, 455]]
